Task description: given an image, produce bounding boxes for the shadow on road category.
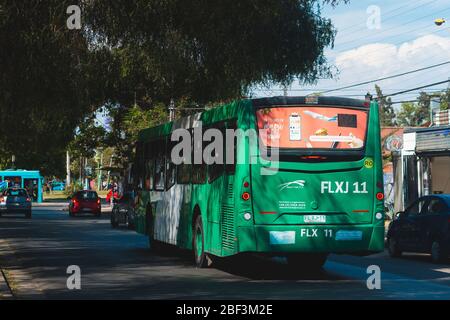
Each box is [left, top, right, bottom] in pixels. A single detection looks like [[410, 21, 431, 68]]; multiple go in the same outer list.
[[148, 243, 340, 281]]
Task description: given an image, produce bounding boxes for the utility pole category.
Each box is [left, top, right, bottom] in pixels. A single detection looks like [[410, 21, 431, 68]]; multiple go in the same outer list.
[[66, 151, 71, 187], [97, 150, 103, 191], [169, 99, 176, 121], [283, 86, 288, 97]]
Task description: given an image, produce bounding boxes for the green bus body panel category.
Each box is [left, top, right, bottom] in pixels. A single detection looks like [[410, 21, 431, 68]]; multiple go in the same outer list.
[[133, 97, 384, 258]]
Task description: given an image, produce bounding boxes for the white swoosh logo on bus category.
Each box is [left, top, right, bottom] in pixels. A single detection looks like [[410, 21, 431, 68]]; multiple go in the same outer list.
[[279, 180, 306, 191]]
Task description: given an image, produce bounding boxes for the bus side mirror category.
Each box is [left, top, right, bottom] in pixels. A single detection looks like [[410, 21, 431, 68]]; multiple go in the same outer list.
[[395, 211, 404, 220]]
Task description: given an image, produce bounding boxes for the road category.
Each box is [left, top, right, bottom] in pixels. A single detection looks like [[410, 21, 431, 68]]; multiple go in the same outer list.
[[1, 203, 450, 300]]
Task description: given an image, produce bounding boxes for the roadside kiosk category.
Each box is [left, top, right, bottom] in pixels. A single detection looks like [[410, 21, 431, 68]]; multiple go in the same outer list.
[[0, 170, 43, 203]]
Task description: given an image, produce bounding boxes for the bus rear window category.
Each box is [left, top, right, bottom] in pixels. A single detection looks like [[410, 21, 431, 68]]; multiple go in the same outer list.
[[256, 106, 368, 150]]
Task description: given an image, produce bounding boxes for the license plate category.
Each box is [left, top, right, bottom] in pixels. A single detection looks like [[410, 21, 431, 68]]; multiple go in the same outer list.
[[269, 231, 296, 245], [304, 215, 326, 223], [82, 208, 91, 212]]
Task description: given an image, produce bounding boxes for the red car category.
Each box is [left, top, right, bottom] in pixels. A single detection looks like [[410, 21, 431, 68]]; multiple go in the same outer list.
[[69, 190, 101, 217]]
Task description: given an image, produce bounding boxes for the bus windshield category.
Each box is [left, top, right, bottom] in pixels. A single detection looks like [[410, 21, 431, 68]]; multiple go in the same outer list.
[[256, 106, 368, 151]]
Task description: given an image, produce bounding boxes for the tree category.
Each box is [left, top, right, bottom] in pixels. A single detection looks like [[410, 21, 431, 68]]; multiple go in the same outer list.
[[375, 85, 396, 126], [105, 103, 169, 168], [0, 1, 114, 175], [0, 0, 345, 175], [416, 92, 431, 125], [439, 89, 450, 111], [397, 102, 422, 127], [83, 0, 339, 105]]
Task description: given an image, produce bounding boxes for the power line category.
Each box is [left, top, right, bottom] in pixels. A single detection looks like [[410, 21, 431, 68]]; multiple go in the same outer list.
[[315, 60, 450, 95], [336, 1, 445, 49], [382, 79, 450, 98], [335, 0, 430, 35]]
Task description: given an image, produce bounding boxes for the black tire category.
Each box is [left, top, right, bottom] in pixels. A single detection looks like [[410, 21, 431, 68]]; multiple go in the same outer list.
[[287, 253, 328, 270], [25, 210, 32, 219], [431, 240, 448, 264], [111, 211, 119, 228], [146, 206, 161, 251], [127, 215, 135, 230], [193, 215, 212, 268], [388, 236, 402, 258]]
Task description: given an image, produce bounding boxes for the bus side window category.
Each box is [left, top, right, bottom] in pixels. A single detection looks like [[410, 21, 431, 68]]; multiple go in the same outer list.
[[192, 127, 206, 184], [166, 137, 176, 190], [208, 122, 225, 183], [177, 129, 192, 185], [226, 120, 237, 174], [154, 139, 166, 191]]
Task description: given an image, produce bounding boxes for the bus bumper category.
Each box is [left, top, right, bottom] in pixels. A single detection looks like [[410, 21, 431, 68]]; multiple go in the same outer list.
[[237, 224, 385, 255]]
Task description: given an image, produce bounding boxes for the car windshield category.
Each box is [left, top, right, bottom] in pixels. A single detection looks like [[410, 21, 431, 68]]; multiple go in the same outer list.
[[6, 189, 28, 197], [77, 191, 98, 200]]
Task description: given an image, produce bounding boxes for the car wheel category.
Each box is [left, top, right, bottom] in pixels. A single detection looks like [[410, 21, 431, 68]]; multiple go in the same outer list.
[[287, 253, 328, 270], [127, 215, 135, 230], [193, 215, 212, 268], [111, 211, 119, 228], [388, 237, 402, 258], [431, 240, 447, 264]]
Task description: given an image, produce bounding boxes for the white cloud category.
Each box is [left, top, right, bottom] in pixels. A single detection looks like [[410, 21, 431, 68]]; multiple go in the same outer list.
[[317, 35, 450, 101]]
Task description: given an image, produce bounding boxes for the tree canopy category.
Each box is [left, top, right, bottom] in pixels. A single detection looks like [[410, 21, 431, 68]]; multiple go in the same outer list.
[[0, 0, 342, 175]]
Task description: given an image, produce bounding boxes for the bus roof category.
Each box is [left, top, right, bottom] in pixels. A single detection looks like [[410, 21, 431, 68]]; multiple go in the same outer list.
[[137, 96, 370, 142]]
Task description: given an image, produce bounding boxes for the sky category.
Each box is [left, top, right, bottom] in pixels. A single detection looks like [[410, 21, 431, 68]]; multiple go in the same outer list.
[[255, 0, 450, 107]]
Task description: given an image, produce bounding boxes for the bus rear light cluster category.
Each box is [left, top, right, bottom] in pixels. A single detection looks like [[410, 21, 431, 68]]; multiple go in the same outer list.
[[376, 192, 384, 201], [242, 192, 250, 201]]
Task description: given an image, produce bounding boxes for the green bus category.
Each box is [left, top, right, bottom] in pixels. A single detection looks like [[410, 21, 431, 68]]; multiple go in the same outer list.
[[132, 96, 385, 268]]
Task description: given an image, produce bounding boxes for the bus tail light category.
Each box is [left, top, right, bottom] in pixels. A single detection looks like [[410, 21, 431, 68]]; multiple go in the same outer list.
[[376, 192, 384, 201], [242, 192, 250, 201], [243, 181, 249, 188]]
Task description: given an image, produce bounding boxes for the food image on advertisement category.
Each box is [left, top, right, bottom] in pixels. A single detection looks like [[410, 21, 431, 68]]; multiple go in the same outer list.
[[256, 106, 368, 150]]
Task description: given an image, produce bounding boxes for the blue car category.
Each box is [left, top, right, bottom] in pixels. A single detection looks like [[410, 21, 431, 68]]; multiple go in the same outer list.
[[51, 182, 65, 191], [387, 194, 450, 263]]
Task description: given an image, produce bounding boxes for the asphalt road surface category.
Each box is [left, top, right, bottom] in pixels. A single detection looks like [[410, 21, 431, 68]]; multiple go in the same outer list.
[[1, 203, 450, 300]]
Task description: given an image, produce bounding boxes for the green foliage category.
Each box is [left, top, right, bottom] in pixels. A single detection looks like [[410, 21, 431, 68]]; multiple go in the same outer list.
[[0, 0, 342, 175], [68, 114, 107, 159], [106, 103, 169, 168], [83, 0, 338, 105], [64, 181, 83, 197], [397, 101, 430, 127], [439, 89, 450, 110], [375, 85, 396, 126]]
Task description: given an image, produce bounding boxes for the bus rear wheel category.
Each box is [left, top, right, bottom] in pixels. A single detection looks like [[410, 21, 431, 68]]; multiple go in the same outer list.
[[193, 215, 212, 268], [287, 253, 328, 270]]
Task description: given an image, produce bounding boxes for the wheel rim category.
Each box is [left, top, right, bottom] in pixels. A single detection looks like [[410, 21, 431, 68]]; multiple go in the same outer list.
[[195, 226, 203, 261]]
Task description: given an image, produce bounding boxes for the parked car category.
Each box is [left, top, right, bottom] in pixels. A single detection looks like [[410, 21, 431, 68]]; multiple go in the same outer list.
[[387, 194, 450, 263], [0, 188, 32, 218], [51, 181, 65, 191], [69, 190, 101, 217], [110, 192, 135, 229]]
